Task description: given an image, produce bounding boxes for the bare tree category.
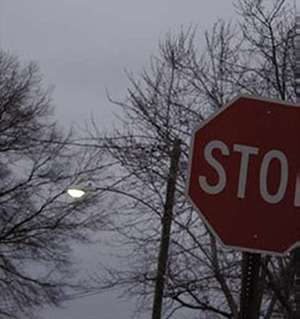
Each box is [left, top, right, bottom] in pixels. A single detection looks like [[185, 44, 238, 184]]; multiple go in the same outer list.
[[0, 51, 108, 319], [87, 0, 297, 318], [87, 28, 241, 318]]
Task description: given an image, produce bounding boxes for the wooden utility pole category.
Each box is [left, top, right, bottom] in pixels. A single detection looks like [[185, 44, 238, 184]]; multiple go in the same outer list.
[[151, 139, 181, 319]]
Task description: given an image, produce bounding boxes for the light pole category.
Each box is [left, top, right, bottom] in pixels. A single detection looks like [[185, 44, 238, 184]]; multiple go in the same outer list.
[[67, 140, 182, 319], [151, 139, 181, 319]]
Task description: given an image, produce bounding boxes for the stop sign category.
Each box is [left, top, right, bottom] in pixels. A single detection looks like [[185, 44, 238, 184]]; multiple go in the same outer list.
[[187, 95, 300, 255]]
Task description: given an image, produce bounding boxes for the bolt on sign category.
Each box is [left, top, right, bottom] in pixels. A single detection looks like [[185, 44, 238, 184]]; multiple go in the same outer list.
[[187, 95, 300, 255]]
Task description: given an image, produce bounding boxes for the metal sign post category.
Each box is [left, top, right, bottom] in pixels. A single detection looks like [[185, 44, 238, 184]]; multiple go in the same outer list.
[[294, 12, 300, 319], [238, 253, 261, 319], [295, 15, 300, 100]]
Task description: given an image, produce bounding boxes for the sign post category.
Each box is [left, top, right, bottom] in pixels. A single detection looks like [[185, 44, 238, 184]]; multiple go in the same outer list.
[[294, 11, 300, 318], [238, 253, 261, 319]]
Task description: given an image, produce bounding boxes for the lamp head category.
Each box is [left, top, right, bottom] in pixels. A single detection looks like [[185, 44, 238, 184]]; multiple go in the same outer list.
[[67, 186, 86, 199]]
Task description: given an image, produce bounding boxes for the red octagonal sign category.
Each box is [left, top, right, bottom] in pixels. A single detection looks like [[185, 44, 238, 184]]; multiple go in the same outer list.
[[187, 95, 300, 255]]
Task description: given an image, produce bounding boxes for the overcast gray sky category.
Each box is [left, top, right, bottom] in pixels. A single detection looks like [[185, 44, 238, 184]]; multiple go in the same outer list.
[[1, 1, 235, 318]]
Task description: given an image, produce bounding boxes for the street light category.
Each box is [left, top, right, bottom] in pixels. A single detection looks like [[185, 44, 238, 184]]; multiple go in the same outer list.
[[66, 138, 181, 319], [67, 186, 87, 199]]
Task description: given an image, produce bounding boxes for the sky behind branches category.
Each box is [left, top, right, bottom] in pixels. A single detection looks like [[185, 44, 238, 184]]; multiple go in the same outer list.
[[1, 1, 235, 318]]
